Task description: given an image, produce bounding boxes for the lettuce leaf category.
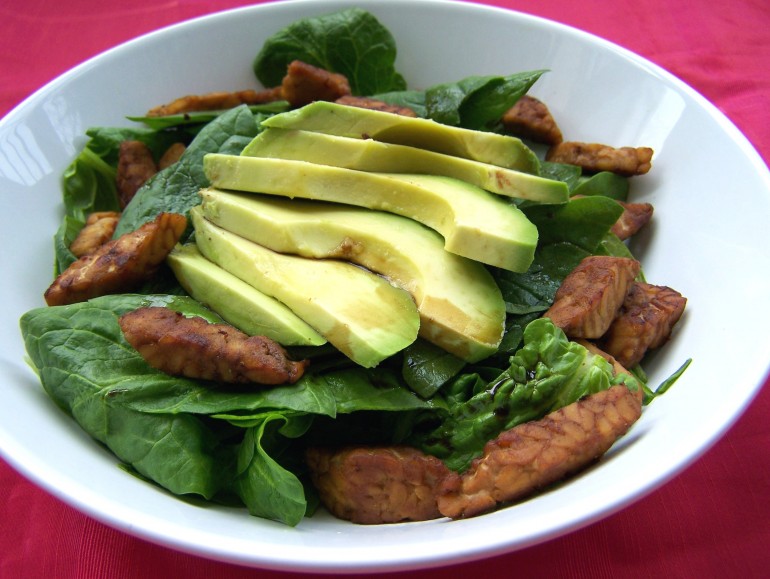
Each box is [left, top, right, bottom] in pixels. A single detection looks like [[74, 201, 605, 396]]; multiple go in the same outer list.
[[407, 318, 639, 472]]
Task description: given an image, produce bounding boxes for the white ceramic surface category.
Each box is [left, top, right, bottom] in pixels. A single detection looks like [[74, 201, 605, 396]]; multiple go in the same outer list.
[[1, 0, 769, 573]]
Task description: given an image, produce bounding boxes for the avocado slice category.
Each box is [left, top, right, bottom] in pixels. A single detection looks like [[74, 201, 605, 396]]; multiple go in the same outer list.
[[190, 207, 420, 368], [260, 101, 539, 172], [203, 154, 538, 272], [199, 188, 506, 362], [241, 128, 568, 204], [167, 243, 326, 346]]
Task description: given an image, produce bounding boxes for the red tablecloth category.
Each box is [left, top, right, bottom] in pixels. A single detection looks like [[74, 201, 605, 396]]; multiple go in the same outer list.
[[2, 1, 769, 577]]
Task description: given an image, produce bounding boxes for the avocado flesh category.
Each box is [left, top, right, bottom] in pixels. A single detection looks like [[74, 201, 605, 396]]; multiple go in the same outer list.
[[200, 188, 506, 362], [260, 101, 539, 173], [167, 243, 326, 346], [190, 207, 420, 368], [203, 154, 538, 272], [241, 128, 568, 204]]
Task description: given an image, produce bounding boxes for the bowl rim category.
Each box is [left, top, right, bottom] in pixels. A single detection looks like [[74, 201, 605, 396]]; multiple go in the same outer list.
[[2, 0, 770, 573]]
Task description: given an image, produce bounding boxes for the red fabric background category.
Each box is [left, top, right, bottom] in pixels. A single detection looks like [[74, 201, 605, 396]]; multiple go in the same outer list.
[[2, 1, 769, 577]]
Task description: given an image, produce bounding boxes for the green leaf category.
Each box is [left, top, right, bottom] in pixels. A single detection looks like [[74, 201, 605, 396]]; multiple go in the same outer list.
[[572, 171, 630, 201], [643, 358, 692, 404], [52, 215, 84, 275], [20, 295, 432, 423], [484, 196, 625, 358], [408, 318, 639, 472], [52, 123, 195, 273], [100, 404, 235, 498], [524, 195, 624, 251], [127, 102, 290, 131], [19, 294, 241, 498], [84, 125, 185, 168], [61, 146, 119, 222], [425, 71, 545, 129], [234, 415, 308, 526], [119, 365, 433, 418], [22, 295, 340, 418], [372, 90, 428, 117], [314, 367, 436, 414], [114, 105, 261, 238], [539, 161, 583, 191], [595, 231, 645, 280], [253, 8, 406, 95], [401, 339, 466, 398]]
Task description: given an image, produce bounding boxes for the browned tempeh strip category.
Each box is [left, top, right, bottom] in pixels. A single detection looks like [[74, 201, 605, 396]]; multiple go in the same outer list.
[[116, 140, 158, 208], [69, 211, 121, 257], [544, 256, 641, 339], [45, 212, 186, 306], [281, 60, 351, 107], [601, 282, 687, 368], [436, 384, 642, 519], [611, 200, 654, 240], [546, 141, 653, 176], [158, 142, 186, 169], [335, 95, 418, 117], [119, 307, 308, 385], [305, 445, 450, 524], [501, 95, 563, 145], [146, 87, 284, 117]]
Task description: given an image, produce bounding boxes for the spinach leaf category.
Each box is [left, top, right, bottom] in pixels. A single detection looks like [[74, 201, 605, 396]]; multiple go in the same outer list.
[[127, 102, 290, 131], [117, 364, 432, 418], [253, 8, 406, 95], [53, 123, 194, 272], [597, 231, 640, 261], [425, 71, 545, 130], [20, 294, 433, 419], [308, 367, 437, 415], [19, 292, 437, 521], [53, 215, 85, 275], [19, 294, 342, 417], [572, 171, 630, 201], [371, 89, 428, 117], [401, 339, 466, 399], [114, 105, 262, 238], [19, 294, 243, 498], [524, 194, 624, 252], [643, 358, 692, 403], [84, 125, 185, 168], [486, 196, 625, 359], [61, 146, 120, 221], [376, 71, 546, 130], [100, 404, 236, 498], [54, 142, 123, 272], [116, 377, 337, 417], [539, 161, 583, 192], [234, 413, 309, 526]]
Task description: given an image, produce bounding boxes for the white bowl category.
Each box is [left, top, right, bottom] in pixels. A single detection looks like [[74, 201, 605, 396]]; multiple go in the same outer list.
[[1, 0, 769, 573]]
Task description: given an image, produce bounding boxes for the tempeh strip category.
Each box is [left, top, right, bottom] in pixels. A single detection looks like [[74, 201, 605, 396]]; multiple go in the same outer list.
[[119, 307, 308, 385], [437, 384, 642, 519]]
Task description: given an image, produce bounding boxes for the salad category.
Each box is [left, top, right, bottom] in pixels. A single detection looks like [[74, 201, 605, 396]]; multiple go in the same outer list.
[[19, 8, 688, 527]]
